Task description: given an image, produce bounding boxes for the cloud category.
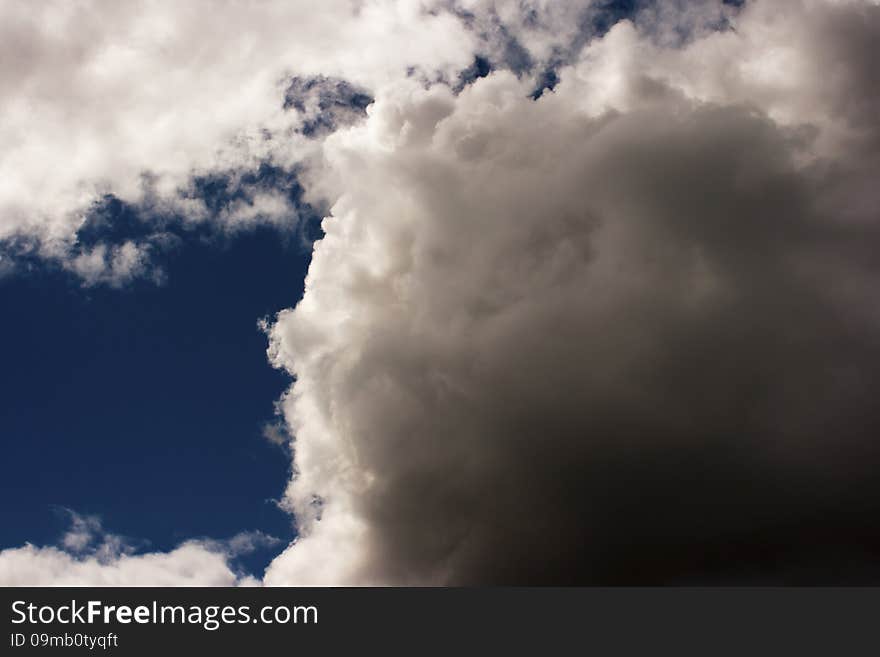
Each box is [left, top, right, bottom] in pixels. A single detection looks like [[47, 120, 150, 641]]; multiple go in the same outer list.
[[0, 512, 267, 586], [261, 0, 880, 584], [0, 543, 247, 587], [1, 0, 650, 286], [64, 240, 157, 288], [59, 511, 106, 553], [4, 0, 880, 585], [0, 0, 478, 284], [262, 421, 290, 448], [283, 76, 374, 138]]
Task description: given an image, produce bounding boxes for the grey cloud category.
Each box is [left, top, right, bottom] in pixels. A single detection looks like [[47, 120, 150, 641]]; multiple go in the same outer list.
[[264, 0, 880, 584]]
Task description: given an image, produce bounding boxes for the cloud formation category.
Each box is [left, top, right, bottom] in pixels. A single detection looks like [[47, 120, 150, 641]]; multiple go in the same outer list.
[[2, 0, 880, 585], [263, 0, 880, 584]]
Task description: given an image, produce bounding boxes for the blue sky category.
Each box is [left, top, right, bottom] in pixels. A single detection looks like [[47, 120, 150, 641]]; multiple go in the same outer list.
[[0, 223, 308, 575]]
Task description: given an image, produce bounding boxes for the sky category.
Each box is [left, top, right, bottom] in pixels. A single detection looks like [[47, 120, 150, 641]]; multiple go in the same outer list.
[[0, 224, 307, 577], [1, 0, 880, 585]]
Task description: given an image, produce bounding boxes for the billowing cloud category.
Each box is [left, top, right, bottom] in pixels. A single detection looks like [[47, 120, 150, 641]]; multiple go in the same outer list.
[[263, 0, 880, 584]]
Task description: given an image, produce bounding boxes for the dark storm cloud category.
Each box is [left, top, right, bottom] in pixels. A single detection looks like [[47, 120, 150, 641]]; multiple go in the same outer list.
[[264, 0, 880, 584], [351, 108, 880, 584]]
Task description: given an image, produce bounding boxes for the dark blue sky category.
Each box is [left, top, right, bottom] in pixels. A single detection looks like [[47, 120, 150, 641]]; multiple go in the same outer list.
[[0, 225, 309, 575]]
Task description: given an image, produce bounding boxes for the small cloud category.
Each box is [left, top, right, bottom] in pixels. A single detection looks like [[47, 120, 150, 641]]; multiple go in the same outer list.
[[222, 531, 282, 557], [54, 508, 137, 562], [64, 240, 156, 288], [261, 421, 289, 448], [60, 511, 103, 553]]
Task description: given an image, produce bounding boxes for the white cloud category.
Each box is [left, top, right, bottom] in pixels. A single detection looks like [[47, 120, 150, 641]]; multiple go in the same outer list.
[[0, 0, 478, 283], [64, 240, 156, 287], [59, 511, 104, 553], [0, 543, 244, 587], [0, 512, 269, 586]]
